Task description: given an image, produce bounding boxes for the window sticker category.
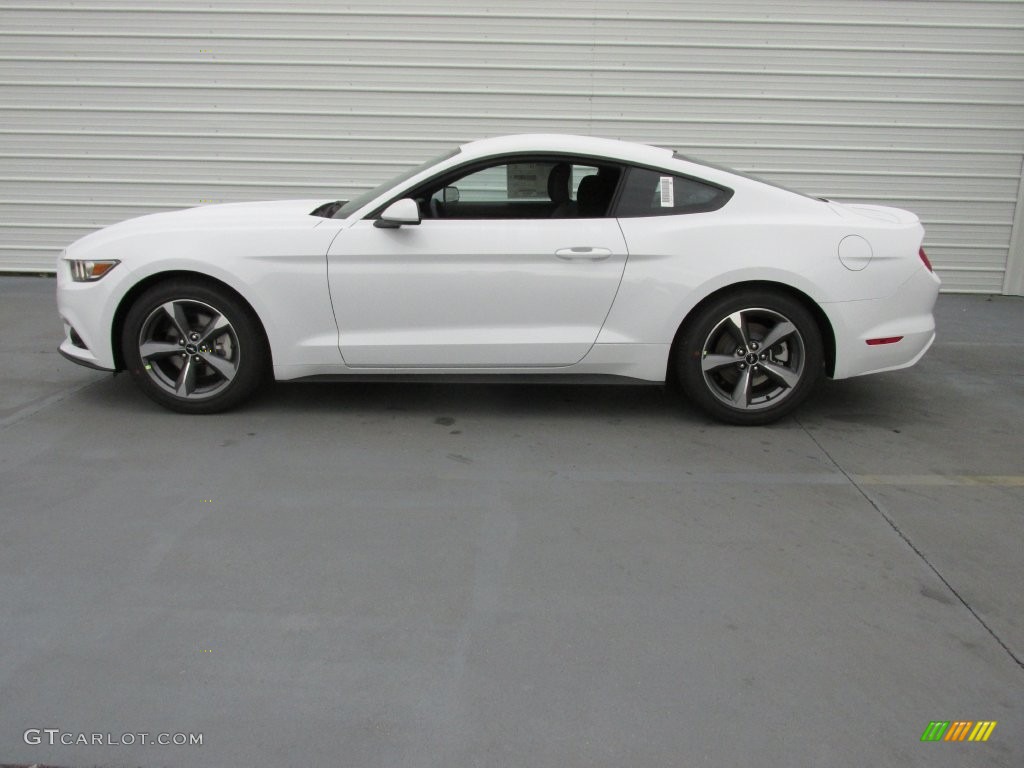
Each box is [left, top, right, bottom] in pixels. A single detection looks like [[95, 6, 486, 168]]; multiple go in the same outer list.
[[659, 176, 674, 207], [507, 163, 550, 199]]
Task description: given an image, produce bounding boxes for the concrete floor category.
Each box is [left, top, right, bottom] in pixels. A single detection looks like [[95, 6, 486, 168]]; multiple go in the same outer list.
[[0, 275, 1021, 767]]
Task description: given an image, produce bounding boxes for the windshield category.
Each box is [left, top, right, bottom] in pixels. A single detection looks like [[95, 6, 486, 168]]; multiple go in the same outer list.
[[333, 147, 461, 218]]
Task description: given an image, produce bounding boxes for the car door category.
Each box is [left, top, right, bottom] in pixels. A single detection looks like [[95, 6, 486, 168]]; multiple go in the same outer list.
[[327, 159, 629, 368]]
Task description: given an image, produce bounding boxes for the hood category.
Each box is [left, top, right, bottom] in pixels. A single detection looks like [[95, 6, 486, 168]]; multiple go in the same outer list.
[[66, 199, 336, 255], [114, 199, 332, 232]]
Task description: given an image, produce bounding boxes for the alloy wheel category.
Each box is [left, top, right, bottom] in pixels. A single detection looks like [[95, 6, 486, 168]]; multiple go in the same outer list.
[[699, 307, 806, 411], [137, 299, 240, 400]]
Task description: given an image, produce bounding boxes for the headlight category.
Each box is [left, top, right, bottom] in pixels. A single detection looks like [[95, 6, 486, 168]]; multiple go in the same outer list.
[[68, 259, 120, 282]]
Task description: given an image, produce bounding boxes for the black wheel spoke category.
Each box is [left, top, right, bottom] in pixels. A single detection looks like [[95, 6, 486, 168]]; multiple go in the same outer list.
[[701, 353, 739, 372], [760, 360, 800, 389], [731, 365, 753, 407], [725, 310, 750, 348], [199, 351, 237, 381], [759, 320, 797, 351]]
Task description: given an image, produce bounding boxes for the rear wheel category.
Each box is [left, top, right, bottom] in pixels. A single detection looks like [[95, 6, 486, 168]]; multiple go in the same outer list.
[[121, 280, 268, 414], [677, 290, 824, 425]]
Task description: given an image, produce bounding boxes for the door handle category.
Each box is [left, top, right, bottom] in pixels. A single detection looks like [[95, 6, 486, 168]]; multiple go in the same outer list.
[[554, 247, 613, 261]]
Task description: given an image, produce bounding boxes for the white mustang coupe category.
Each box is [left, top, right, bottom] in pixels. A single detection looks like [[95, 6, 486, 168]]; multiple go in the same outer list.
[[57, 134, 940, 425]]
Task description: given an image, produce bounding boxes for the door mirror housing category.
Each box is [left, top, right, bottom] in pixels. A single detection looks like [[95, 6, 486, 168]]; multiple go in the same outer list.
[[374, 198, 421, 228], [443, 185, 460, 204]]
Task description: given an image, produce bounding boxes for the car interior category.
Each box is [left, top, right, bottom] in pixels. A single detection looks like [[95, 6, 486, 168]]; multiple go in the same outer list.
[[412, 160, 623, 220]]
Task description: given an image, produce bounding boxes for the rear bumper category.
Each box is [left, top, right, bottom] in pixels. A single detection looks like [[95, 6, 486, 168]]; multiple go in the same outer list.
[[826, 266, 941, 379]]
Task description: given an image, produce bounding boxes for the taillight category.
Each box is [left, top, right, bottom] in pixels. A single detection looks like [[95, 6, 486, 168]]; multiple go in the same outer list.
[[918, 247, 933, 272]]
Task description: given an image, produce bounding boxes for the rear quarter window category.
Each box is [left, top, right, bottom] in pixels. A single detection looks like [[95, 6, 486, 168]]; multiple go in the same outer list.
[[615, 167, 732, 217]]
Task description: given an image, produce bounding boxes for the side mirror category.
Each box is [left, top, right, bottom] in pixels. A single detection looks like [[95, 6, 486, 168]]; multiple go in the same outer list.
[[443, 186, 460, 204], [374, 198, 421, 228]]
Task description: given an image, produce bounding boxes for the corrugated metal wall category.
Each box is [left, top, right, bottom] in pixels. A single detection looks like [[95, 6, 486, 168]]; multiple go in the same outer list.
[[1, 0, 1022, 293]]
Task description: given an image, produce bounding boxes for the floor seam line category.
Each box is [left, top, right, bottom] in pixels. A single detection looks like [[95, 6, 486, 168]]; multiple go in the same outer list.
[[0, 376, 107, 431], [796, 417, 1024, 673]]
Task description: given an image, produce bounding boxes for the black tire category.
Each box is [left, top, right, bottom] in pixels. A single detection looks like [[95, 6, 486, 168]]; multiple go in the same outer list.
[[121, 279, 268, 414], [676, 289, 824, 425]]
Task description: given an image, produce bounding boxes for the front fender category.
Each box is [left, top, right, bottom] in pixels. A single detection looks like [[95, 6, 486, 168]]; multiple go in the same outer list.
[[60, 224, 343, 371]]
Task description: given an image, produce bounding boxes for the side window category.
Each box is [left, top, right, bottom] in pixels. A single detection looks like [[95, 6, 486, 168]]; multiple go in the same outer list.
[[449, 162, 552, 203], [411, 159, 621, 220], [614, 167, 732, 217], [421, 161, 559, 219], [570, 166, 599, 200]]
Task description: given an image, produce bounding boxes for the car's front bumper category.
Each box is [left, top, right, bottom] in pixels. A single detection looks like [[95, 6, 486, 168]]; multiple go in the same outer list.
[[55, 254, 124, 371], [58, 342, 115, 371]]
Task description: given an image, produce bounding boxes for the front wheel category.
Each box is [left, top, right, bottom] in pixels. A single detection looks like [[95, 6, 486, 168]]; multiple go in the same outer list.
[[121, 280, 268, 414], [676, 290, 824, 425]]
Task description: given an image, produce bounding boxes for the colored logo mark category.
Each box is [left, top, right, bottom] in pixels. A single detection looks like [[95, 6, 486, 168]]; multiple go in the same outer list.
[[921, 721, 996, 742]]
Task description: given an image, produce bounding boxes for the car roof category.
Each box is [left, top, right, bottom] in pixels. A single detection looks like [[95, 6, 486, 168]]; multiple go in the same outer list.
[[458, 134, 676, 167]]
